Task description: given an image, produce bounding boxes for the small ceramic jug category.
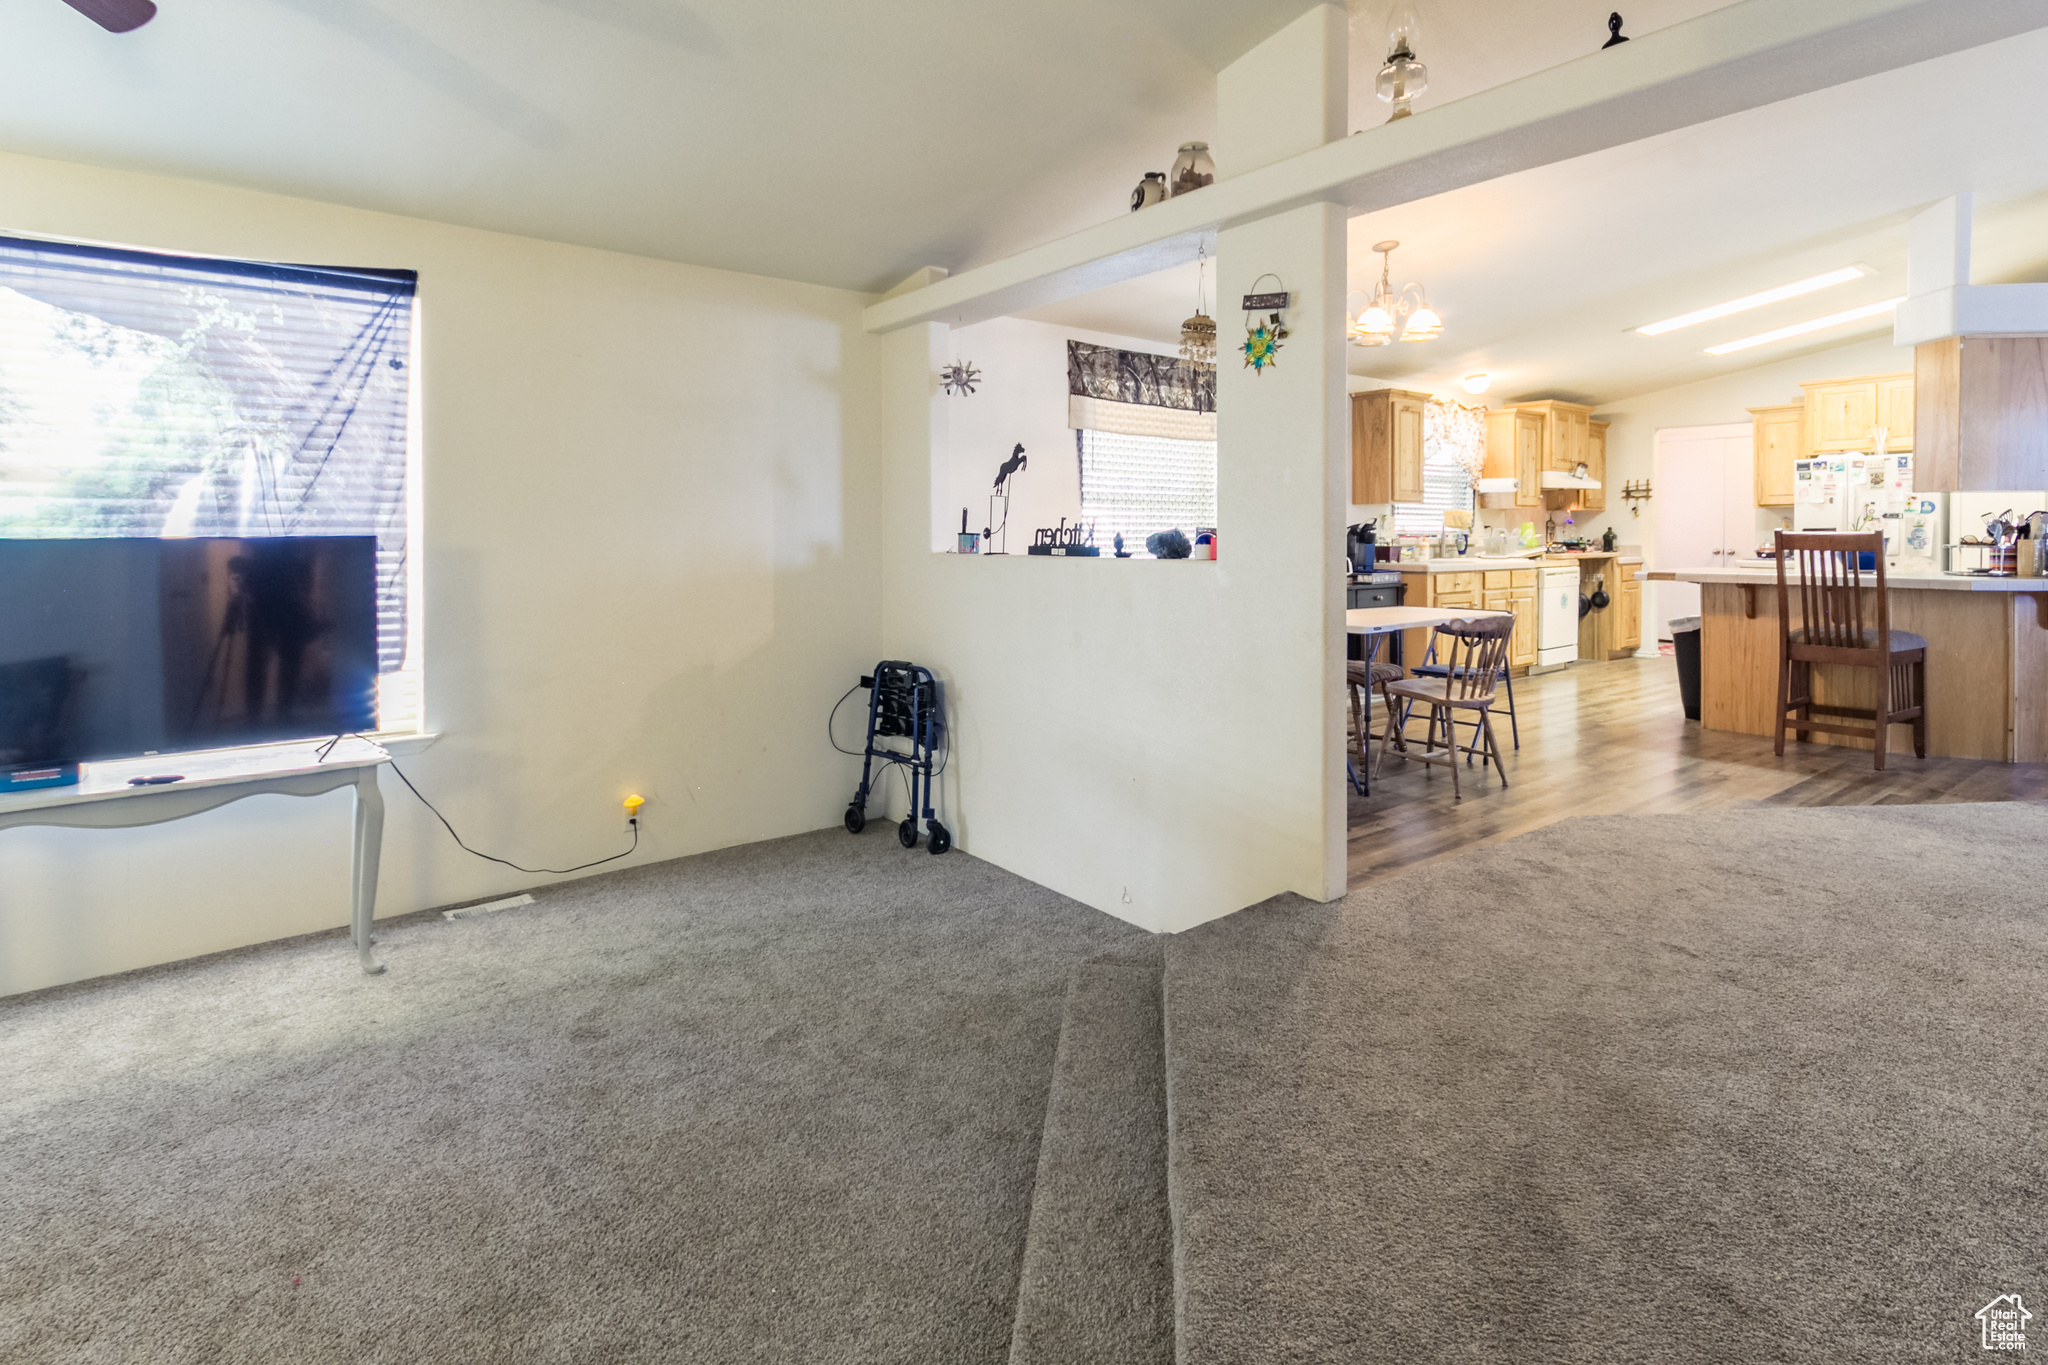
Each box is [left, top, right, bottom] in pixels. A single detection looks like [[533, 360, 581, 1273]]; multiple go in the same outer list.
[[1130, 172, 1168, 211]]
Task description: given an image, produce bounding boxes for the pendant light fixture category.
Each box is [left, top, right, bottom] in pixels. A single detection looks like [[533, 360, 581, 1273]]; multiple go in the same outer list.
[[1349, 240, 1443, 346], [1180, 244, 1218, 368], [1376, 3, 1428, 121]]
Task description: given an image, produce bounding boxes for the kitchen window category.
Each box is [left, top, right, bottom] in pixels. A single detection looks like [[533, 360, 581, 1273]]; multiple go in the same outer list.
[[0, 232, 422, 732], [1076, 428, 1218, 552]]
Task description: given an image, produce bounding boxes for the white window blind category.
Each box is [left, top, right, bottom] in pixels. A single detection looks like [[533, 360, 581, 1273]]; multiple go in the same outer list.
[[1076, 429, 1217, 553], [0, 233, 421, 733]]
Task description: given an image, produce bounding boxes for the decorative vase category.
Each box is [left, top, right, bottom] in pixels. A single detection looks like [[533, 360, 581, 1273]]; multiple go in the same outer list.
[[1169, 143, 1215, 196], [1130, 172, 1168, 211]]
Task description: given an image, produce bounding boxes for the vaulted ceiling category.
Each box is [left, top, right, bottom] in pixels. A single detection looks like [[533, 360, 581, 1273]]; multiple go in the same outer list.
[[0, 0, 1325, 292], [8, 1, 2046, 405]]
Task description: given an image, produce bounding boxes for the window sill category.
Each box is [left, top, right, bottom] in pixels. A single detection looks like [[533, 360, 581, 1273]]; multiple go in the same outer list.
[[373, 731, 440, 756]]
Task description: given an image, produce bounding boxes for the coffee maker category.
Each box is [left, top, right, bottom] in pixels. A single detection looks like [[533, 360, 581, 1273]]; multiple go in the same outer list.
[[1346, 521, 1377, 573]]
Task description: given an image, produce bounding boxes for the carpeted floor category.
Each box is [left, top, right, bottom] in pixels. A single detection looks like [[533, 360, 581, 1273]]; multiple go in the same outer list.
[[1005, 944, 1173, 1365], [0, 828, 1144, 1365], [1165, 803, 2048, 1364], [10, 803, 2046, 1364]]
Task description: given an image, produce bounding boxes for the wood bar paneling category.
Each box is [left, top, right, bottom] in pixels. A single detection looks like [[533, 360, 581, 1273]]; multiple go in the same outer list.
[[1698, 582, 2034, 761]]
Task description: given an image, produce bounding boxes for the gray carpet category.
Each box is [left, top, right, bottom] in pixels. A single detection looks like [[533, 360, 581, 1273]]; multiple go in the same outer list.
[[0, 827, 1145, 1365], [1006, 944, 1174, 1365], [1165, 803, 2048, 1364]]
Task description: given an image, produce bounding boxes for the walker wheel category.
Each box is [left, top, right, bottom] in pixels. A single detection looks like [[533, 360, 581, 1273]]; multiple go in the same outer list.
[[926, 821, 951, 855], [844, 805, 866, 835], [897, 818, 919, 849]]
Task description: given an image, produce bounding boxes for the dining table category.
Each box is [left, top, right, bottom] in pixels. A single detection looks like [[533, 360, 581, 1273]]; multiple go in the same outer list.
[[1345, 605, 1511, 794]]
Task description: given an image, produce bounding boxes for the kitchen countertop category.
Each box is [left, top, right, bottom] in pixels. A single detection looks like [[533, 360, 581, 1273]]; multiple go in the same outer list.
[[1385, 554, 1641, 573], [1649, 564, 2048, 592]]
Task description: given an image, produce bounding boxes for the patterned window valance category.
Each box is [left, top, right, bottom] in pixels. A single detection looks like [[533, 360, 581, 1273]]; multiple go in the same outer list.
[[1067, 340, 1215, 414]]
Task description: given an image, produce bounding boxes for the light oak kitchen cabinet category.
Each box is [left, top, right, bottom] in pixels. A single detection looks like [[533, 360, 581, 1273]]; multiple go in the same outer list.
[[1801, 373, 1912, 454], [1481, 407, 1546, 509], [1482, 401, 1594, 510], [1400, 567, 1540, 675], [1618, 574, 1642, 652], [1351, 389, 1428, 504], [1749, 403, 1803, 507], [1580, 419, 1608, 514]]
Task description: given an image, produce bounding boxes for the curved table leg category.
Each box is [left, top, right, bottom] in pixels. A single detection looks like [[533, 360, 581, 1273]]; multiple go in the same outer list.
[[352, 766, 387, 975]]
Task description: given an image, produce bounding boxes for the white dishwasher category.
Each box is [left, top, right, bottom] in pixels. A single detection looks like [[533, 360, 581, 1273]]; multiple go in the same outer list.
[[1536, 565, 1580, 670]]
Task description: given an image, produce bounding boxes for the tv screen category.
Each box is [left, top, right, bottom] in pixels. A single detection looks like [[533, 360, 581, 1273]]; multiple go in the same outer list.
[[0, 537, 378, 772]]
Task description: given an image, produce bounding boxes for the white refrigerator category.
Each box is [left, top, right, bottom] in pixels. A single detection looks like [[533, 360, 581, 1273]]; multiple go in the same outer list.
[[1791, 449, 1942, 572]]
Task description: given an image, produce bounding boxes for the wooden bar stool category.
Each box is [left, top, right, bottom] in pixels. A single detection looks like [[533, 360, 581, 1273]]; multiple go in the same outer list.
[[1772, 529, 1927, 770]]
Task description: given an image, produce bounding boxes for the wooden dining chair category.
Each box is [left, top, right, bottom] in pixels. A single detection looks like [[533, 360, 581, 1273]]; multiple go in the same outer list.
[[1773, 529, 1926, 769], [1346, 657, 1406, 779], [1376, 616, 1514, 799]]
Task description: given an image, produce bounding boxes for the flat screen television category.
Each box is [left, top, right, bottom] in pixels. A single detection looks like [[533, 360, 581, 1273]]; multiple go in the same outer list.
[[0, 537, 378, 791]]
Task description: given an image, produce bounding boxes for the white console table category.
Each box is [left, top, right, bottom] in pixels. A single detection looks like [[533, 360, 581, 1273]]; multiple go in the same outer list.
[[0, 737, 392, 975]]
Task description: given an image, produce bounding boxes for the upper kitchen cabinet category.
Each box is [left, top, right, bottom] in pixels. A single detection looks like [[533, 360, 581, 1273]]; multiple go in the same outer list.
[[1482, 401, 1591, 509], [1352, 389, 1428, 504], [1878, 375, 1915, 449], [1481, 407, 1545, 509], [1581, 419, 1608, 514], [1749, 403, 1803, 507], [1801, 373, 1912, 454], [1545, 403, 1592, 474]]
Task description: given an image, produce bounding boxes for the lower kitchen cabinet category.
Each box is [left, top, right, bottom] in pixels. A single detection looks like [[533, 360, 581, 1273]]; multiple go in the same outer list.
[[1404, 568, 1537, 674], [1618, 575, 1642, 652]]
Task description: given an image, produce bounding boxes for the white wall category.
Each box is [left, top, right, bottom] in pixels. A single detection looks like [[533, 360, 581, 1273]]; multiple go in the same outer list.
[[874, 9, 1350, 934], [0, 150, 886, 996]]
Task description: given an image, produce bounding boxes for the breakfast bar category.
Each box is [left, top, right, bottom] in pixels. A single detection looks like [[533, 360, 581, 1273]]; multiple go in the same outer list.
[[1652, 565, 2048, 761]]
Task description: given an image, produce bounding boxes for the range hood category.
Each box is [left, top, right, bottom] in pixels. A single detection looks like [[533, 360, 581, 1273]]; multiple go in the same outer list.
[[1539, 470, 1602, 491]]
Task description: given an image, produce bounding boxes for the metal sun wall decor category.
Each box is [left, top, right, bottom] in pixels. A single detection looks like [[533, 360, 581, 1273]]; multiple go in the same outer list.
[[1240, 274, 1290, 374], [940, 358, 981, 395]]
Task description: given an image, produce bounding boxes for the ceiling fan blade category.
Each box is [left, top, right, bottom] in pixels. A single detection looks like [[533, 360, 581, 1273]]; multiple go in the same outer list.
[[61, 0, 157, 33]]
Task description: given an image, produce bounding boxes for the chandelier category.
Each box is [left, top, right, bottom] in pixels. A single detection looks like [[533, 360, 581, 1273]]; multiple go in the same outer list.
[[1179, 244, 1218, 367], [1349, 240, 1442, 346]]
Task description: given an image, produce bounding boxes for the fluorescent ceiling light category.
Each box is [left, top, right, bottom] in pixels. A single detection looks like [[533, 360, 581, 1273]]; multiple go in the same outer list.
[[1705, 297, 1905, 356], [1637, 267, 1866, 336]]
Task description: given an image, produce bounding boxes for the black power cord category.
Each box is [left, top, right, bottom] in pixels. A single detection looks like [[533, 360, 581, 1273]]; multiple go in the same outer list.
[[318, 734, 639, 876]]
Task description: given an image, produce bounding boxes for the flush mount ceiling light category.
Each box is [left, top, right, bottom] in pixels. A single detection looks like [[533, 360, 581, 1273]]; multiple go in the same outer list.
[[1461, 373, 1490, 394], [1705, 296, 1906, 356], [1349, 240, 1442, 347], [1637, 266, 1867, 336]]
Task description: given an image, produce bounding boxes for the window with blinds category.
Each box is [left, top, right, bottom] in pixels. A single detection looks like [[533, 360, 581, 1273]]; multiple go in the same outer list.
[[0, 233, 421, 734], [1076, 428, 1217, 552]]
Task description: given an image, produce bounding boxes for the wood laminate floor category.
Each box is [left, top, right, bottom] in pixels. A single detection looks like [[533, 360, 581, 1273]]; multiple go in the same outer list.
[[1348, 654, 2048, 889]]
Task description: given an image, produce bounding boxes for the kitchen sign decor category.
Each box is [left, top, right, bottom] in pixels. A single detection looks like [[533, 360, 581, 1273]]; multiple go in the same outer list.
[[1240, 275, 1290, 374]]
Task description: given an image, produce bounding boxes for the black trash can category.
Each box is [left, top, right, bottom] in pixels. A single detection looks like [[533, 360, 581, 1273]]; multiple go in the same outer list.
[[1670, 615, 1702, 721]]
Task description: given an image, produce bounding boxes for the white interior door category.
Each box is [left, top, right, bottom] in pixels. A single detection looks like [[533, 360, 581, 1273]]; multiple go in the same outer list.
[[1651, 424, 1751, 636], [1721, 433, 1760, 563]]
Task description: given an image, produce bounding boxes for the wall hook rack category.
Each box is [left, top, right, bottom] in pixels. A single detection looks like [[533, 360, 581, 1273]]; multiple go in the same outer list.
[[1620, 478, 1652, 517]]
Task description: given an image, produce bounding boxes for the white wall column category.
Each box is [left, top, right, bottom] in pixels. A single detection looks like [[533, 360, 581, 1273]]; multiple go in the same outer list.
[[1216, 3, 1349, 902], [1215, 201, 1349, 904]]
